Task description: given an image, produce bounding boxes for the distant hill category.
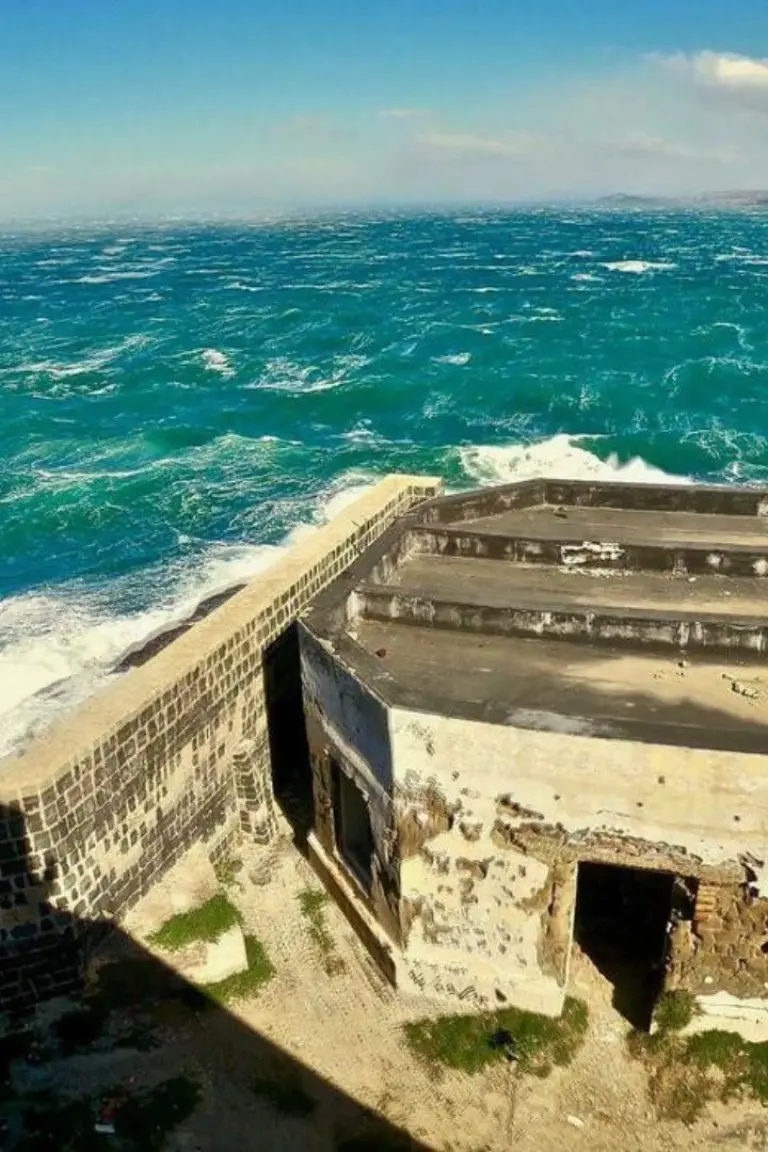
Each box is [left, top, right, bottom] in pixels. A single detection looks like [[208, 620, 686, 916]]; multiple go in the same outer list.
[[596, 191, 768, 209]]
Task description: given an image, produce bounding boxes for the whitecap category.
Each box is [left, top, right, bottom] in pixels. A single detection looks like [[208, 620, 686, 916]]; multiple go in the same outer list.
[[571, 273, 602, 283], [433, 353, 471, 366], [18, 334, 151, 380], [73, 270, 160, 284], [459, 433, 691, 487], [202, 348, 234, 377], [602, 260, 677, 274], [226, 280, 265, 293]]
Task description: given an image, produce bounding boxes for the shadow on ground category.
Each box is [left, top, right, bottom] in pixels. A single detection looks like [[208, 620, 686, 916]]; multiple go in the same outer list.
[[0, 800, 432, 1151]]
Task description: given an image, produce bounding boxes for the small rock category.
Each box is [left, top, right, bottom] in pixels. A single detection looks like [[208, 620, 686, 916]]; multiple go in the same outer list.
[[375, 647, 387, 658], [732, 680, 759, 699], [677, 659, 688, 669], [566, 1115, 585, 1129]]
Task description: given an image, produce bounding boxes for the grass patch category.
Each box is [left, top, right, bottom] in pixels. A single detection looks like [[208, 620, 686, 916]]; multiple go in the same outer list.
[[148, 894, 240, 951], [298, 889, 346, 976], [403, 996, 588, 1078], [653, 990, 698, 1033], [628, 1024, 768, 1123], [251, 1070, 316, 1117], [202, 934, 275, 1005]]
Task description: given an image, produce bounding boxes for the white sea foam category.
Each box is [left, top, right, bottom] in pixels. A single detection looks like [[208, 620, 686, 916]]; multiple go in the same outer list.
[[251, 357, 347, 395], [17, 335, 151, 380], [202, 348, 234, 377], [571, 272, 602, 282], [0, 476, 375, 760], [459, 433, 691, 487], [434, 352, 471, 366], [73, 270, 161, 284], [602, 260, 677, 274]]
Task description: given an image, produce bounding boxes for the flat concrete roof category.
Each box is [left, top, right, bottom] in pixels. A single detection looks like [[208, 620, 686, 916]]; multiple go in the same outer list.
[[352, 620, 768, 745], [304, 478, 768, 752]]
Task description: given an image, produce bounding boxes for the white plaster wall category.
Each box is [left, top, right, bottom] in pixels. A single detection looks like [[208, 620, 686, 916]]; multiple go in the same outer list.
[[399, 828, 565, 1015], [389, 705, 768, 1017], [685, 992, 768, 1043], [389, 708, 768, 891]]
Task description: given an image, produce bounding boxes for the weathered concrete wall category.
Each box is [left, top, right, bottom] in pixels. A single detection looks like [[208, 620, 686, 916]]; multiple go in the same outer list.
[[0, 475, 441, 1011], [387, 704, 768, 1014], [300, 629, 403, 948]]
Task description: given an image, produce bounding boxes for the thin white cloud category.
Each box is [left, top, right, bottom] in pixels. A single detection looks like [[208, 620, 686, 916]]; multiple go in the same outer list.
[[377, 107, 430, 121], [611, 134, 736, 164], [415, 131, 530, 157]]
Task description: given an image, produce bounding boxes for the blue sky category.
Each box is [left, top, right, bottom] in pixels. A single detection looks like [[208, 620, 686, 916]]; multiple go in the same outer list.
[[1, 0, 768, 217]]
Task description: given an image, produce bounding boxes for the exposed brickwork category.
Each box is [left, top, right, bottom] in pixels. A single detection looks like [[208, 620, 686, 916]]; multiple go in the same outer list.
[[667, 883, 768, 998], [0, 476, 441, 1013]]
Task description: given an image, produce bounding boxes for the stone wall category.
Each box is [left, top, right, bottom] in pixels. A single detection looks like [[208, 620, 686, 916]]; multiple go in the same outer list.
[[0, 475, 441, 1011], [667, 882, 768, 999]]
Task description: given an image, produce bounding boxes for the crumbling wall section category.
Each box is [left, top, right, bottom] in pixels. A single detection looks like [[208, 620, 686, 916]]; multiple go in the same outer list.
[[667, 882, 768, 999]]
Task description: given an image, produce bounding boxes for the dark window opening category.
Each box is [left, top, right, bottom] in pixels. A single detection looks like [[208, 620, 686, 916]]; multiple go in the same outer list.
[[332, 761, 374, 889], [574, 861, 678, 1031]]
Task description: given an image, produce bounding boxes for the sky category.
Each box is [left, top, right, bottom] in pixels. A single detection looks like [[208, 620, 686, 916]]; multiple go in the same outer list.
[[1, 0, 768, 218]]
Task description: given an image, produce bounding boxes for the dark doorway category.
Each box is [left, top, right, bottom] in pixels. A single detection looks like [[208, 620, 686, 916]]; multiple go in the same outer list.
[[332, 761, 374, 890], [574, 861, 674, 1030], [263, 623, 314, 841]]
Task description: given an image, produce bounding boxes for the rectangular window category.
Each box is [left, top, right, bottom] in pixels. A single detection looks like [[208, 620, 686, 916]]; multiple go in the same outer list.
[[331, 759, 374, 889]]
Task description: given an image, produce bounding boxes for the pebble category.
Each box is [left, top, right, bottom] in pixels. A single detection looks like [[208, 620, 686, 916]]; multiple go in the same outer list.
[[566, 1114, 585, 1129]]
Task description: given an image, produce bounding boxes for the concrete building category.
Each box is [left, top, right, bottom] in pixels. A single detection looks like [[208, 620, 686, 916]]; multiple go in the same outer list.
[[4, 472, 768, 1039], [296, 478, 768, 1032]]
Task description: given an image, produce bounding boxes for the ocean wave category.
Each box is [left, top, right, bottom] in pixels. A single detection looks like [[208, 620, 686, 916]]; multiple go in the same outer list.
[[0, 475, 376, 760], [250, 357, 348, 395], [571, 272, 603, 282], [72, 270, 162, 284], [202, 348, 234, 377], [459, 433, 691, 487], [602, 260, 677, 274], [14, 334, 151, 380], [433, 352, 471, 366]]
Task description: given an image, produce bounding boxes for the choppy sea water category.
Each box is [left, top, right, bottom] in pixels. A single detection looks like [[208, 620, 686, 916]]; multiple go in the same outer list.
[[2, 208, 768, 757]]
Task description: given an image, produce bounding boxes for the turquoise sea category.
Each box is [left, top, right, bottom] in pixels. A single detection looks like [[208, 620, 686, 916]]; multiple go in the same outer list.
[[2, 208, 768, 754]]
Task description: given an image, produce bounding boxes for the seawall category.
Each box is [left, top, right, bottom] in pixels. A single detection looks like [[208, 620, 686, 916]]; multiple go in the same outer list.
[[0, 474, 441, 1010]]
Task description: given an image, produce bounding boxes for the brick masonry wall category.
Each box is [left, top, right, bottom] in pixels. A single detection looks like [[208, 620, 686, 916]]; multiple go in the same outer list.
[[0, 475, 441, 1011], [666, 882, 768, 999]]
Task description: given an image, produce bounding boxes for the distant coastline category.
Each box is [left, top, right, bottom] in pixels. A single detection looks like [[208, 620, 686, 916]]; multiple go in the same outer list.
[[596, 191, 768, 210]]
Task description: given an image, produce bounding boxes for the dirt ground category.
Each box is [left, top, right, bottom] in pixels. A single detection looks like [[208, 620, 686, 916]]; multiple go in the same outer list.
[[8, 837, 768, 1151]]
